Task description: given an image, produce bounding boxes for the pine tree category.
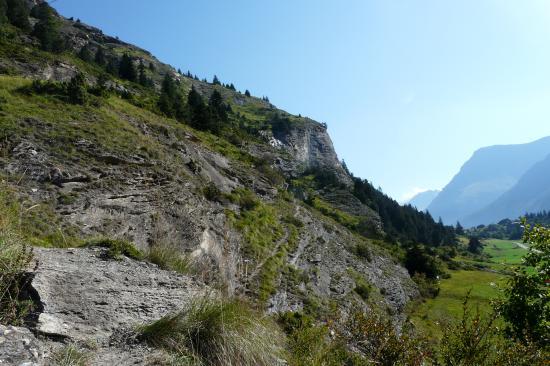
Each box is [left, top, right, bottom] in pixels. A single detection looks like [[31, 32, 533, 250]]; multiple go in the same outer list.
[[118, 54, 137, 82], [67, 73, 87, 105], [209, 90, 227, 122], [467, 237, 483, 254], [106, 58, 118, 76], [244, 90, 251, 97], [229, 83, 236, 91], [6, 0, 30, 31], [212, 75, 221, 85], [31, 2, 64, 52], [187, 86, 216, 132], [78, 45, 93, 63], [94, 47, 106, 66], [138, 61, 149, 87], [149, 62, 155, 72]]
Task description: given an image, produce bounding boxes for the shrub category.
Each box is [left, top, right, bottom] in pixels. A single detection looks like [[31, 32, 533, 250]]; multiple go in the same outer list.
[[140, 296, 285, 366], [353, 242, 372, 261], [202, 182, 223, 202], [85, 238, 143, 260], [338, 310, 431, 366], [412, 272, 440, 299]]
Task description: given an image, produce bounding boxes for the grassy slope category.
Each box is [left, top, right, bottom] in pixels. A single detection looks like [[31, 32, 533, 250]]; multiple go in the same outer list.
[[409, 269, 503, 338], [409, 238, 528, 338], [483, 238, 527, 265]]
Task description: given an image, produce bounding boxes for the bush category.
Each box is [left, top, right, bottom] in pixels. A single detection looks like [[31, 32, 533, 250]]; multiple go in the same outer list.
[[202, 182, 223, 202], [412, 272, 440, 299], [85, 238, 143, 260], [140, 296, 285, 366], [353, 242, 372, 261]]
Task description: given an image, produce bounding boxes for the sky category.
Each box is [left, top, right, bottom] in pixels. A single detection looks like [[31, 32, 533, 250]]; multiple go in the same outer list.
[[53, 0, 550, 202]]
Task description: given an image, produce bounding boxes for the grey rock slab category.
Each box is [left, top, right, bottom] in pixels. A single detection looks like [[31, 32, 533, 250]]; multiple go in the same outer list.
[[0, 325, 44, 366], [30, 247, 204, 343]]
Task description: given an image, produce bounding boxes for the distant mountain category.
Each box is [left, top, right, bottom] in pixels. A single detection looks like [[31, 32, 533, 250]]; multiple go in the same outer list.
[[407, 190, 439, 211], [427, 136, 550, 225], [464, 153, 550, 226]]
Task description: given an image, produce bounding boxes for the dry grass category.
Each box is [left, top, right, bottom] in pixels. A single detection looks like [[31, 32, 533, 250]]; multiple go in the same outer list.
[[140, 295, 286, 366]]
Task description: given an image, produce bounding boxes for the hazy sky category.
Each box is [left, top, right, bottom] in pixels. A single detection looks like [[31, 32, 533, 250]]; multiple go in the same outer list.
[[54, 1, 550, 201]]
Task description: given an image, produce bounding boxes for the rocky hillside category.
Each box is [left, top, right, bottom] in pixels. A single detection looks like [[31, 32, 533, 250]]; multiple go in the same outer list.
[[0, 1, 457, 364]]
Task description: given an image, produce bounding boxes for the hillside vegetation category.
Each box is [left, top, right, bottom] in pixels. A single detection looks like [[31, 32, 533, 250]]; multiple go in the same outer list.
[[0, 1, 547, 364]]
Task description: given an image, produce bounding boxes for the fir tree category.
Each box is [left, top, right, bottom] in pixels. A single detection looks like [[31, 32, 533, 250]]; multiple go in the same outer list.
[[31, 2, 64, 52], [94, 47, 106, 66], [158, 74, 184, 118], [138, 61, 149, 87], [229, 83, 236, 91], [209, 90, 227, 122], [118, 54, 137, 82], [106, 58, 118, 76], [67, 73, 87, 105], [467, 237, 483, 254], [78, 45, 93, 63], [212, 75, 221, 85], [6, 0, 30, 31], [244, 90, 251, 97], [149, 62, 155, 72]]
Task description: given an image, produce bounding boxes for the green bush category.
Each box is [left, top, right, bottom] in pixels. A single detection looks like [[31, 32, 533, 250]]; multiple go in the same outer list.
[[140, 296, 285, 366], [353, 242, 372, 261]]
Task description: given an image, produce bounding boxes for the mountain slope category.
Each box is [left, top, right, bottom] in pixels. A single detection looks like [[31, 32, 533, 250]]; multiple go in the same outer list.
[[0, 1, 461, 363], [407, 190, 439, 211], [464, 153, 550, 226], [427, 137, 550, 225]]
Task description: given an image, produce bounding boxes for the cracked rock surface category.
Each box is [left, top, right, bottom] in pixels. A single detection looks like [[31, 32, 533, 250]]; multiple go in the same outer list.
[[1, 247, 205, 365]]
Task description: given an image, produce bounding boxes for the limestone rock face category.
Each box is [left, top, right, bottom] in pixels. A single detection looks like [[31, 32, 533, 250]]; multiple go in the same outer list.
[[0, 247, 206, 365], [31, 247, 203, 342]]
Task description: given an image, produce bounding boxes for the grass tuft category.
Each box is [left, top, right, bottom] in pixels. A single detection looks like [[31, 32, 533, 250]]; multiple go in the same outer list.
[[147, 244, 194, 274], [51, 343, 90, 366], [85, 237, 143, 260], [140, 296, 285, 366]]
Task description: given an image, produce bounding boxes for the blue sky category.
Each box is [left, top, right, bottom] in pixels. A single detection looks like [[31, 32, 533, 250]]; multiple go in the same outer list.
[[53, 0, 550, 201]]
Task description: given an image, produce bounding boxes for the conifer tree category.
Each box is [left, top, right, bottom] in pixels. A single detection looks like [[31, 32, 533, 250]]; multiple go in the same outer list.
[[138, 61, 149, 87], [209, 90, 227, 122], [106, 58, 118, 76], [148, 62, 155, 72], [118, 54, 137, 82], [6, 0, 30, 31], [212, 75, 221, 85], [244, 90, 251, 97], [31, 2, 64, 52], [94, 47, 106, 66]]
